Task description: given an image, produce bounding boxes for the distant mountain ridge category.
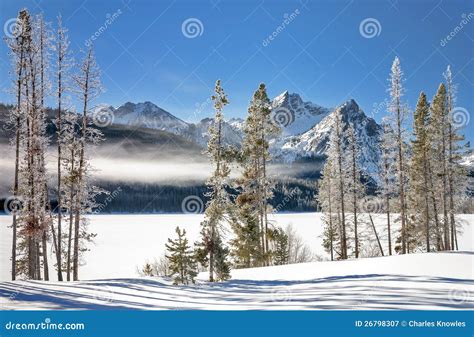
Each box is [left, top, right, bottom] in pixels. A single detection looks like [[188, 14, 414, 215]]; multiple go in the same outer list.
[[94, 92, 383, 177]]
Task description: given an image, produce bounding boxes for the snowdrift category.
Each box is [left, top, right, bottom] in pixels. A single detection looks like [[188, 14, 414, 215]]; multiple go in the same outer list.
[[1, 252, 472, 310]]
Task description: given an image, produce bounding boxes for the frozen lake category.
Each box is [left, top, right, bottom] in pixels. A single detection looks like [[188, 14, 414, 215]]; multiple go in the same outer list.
[[1, 213, 473, 281]]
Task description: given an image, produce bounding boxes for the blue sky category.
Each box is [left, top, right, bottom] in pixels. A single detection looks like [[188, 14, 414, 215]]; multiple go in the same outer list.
[[0, 0, 473, 141]]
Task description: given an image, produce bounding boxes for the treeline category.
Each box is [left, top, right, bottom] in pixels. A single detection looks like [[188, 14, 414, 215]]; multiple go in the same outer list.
[[4, 9, 106, 281], [89, 179, 316, 213], [318, 57, 470, 261]]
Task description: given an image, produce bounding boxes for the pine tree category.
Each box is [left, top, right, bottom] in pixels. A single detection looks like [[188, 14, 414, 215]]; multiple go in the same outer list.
[[387, 57, 409, 254], [408, 92, 433, 252], [234, 83, 280, 265], [430, 83, 450, 250], [53, 14, 73, 282], [15, 12, 51, 279], [443, 66, 468, 250], [331, 112, 348, 259], [346, 125, 365, 258], [319, 157, 339, 260], [141, 263, 154, 276], [37, 13, 53, 281], [71, 46, 104, 280], [379, 122, 397, 255], [229, 208, 262, 268], [5, 9, 31, 280], [60, 111, 81, 280], [213, 235, 231, 281], [195, 80, 232, 282], [166, 227, 198, 285], [272, 227, 289, 265]]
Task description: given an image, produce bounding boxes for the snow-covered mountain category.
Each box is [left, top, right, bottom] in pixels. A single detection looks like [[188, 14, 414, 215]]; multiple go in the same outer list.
[[272, 99, 382, 175], [183, 117, 243, 147], [102, 101, 190, 135], [95, 101, 243, 147], [271, 91, 330, 136], [98, 94, 382, 175]]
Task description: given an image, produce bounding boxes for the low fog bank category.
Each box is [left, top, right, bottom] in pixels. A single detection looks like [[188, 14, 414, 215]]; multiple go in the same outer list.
[[0, 144, 321, 200]]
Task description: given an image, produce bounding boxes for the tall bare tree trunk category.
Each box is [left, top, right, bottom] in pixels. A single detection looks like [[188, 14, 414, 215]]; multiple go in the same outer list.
[[328, 182, 334, 261], [261, 129, 269, 266], [369, 214, 384, 256], [56, 29, 64, 281], [67, 149, 75, 281], [427, 164, 442, 250], [209, 223, 215, 282], [422, 155, 431, 252], [11, 47, 25, 280], [335, 118, 347, 259], [440, 112, 450, 251], [73, 51, 91, 281], [383, 155, 392, 256], [350, 136, 359, 258], [36, 242, 41, 279], [396, 103, 407, 254], [41, 231, 49, 280], [39, 19, 50, 281], [447, 123, 456, 250]]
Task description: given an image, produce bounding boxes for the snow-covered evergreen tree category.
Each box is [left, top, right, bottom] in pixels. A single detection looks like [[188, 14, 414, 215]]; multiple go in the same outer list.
[[329, 111, 349, 259], [5, 8, 31, 280], [272, 227, 289, 265], [378, 121, 397, 255], [408, 92, 432, 252], [37, 13, 54, 281], [166, 227, 198, 285], [212, 235, 231, 281], [234, 83, 279, 266], [443, 65, 468, 250], [430, 83, 450, 250], [387, 57, 409, 254], [71, 46, 104, 280], [319, 157, 339, 260], [195, 80, 232, 282], [14, 12, 52, 280], [346, 125, 365, 258], [52, 14, 73, 281]]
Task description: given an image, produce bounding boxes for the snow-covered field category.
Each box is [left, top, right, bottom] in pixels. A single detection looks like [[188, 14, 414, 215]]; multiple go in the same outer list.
[[0, 213, 472, 310], [0, 252, 472, 310]]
